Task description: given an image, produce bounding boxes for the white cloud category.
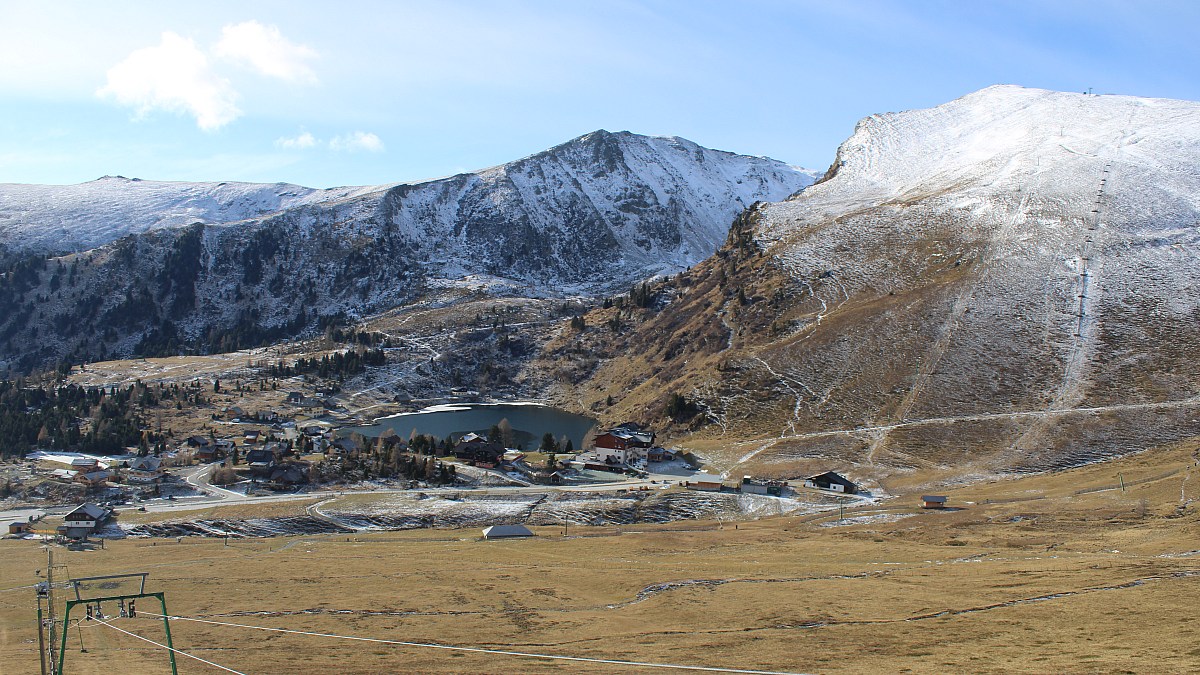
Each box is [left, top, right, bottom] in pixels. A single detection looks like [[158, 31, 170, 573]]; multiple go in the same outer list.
[[275, 131, 385, 153], [214, 21, 318, 84], [275, 131, 318, 150], [97, 32, 240, 131], [330, 131, 384, 153]]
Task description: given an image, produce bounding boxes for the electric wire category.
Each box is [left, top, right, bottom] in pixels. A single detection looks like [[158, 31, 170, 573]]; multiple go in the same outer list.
[[94, 618, 249, 674], [140, 611, 808, 674]]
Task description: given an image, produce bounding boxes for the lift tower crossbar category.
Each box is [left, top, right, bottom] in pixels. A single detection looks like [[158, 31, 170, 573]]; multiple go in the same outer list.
[[55, 573, 177, 675]]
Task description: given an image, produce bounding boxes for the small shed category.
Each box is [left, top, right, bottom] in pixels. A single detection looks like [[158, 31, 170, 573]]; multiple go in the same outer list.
[[742, 476, 789, 496], [8, 522, 30, 535], [531, 470, 564, 485], [482, 524, 534, 539], [686, 474, 724, 492], [920, 495, 948, 509]]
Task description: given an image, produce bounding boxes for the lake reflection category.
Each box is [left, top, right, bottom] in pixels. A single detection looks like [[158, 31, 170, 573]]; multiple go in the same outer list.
[[344, 403, 597, 450]]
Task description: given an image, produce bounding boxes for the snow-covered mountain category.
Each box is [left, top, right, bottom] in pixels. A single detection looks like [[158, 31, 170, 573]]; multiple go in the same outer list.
[[0, 131, 813, 267], [0, 177, 378, 255], [0, 130, 815, 369], [564, 86, 1200, 481], [333, 130, 816, 286]]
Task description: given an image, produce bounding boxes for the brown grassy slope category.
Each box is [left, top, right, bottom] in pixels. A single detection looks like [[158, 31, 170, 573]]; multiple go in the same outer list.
[[2, 446, 1199, 674], [539, 193, 1200, 485], [537, 203, 1006, 468], [534, 208, 804, 431]]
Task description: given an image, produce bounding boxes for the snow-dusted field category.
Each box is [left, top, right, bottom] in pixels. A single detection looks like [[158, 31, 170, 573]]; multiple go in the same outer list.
[[818, 512, 915, 528], [114, 488, 855, 538], [27, 450, 129, 469]]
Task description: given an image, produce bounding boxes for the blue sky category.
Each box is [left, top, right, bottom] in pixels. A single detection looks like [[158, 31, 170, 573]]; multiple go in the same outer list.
[[2, 0, 1197, 188]]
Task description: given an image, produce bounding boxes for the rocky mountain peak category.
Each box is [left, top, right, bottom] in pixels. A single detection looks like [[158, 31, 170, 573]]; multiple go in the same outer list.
[[0, 132, 816, 370], [560, 86, 1200, 485]]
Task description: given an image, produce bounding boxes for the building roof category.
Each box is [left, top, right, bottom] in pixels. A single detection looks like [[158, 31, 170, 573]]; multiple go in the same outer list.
[[610, 428, 654, 444], [66, 502, 109, 520], [807, 470, 853, 482], [482, 524, 534, 538], [245, 448, 276, 463], [130, 456, 162, 472], [921, 495, 948, 502], [269, 463, 309, 484]]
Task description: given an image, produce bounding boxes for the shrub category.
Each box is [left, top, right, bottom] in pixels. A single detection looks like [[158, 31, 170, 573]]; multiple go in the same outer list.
[[210, 467, 240, 486]]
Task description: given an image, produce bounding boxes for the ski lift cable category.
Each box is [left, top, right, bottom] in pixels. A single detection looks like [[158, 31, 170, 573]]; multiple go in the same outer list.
[[138, 612, 809, 675], [94, 619, 248, 675]]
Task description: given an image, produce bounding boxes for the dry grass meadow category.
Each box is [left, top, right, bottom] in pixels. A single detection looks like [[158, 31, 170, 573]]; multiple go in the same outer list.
[[3, 442, 1199, 674]]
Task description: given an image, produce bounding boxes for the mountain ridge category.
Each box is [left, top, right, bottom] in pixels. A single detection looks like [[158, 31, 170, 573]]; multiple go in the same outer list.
[[0, 129, 815, 259], [547, 85, 1200, 486], [0, 131, 815, 371]]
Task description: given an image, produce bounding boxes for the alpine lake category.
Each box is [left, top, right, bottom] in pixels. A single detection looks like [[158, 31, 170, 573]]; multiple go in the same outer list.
[[343, 403, 597, 450]]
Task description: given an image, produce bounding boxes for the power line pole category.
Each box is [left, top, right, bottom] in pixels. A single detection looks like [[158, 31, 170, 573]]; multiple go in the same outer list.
[[47, 547, 57, 675], [40, 546, 66, 675], [36, 586, 48, 675]]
